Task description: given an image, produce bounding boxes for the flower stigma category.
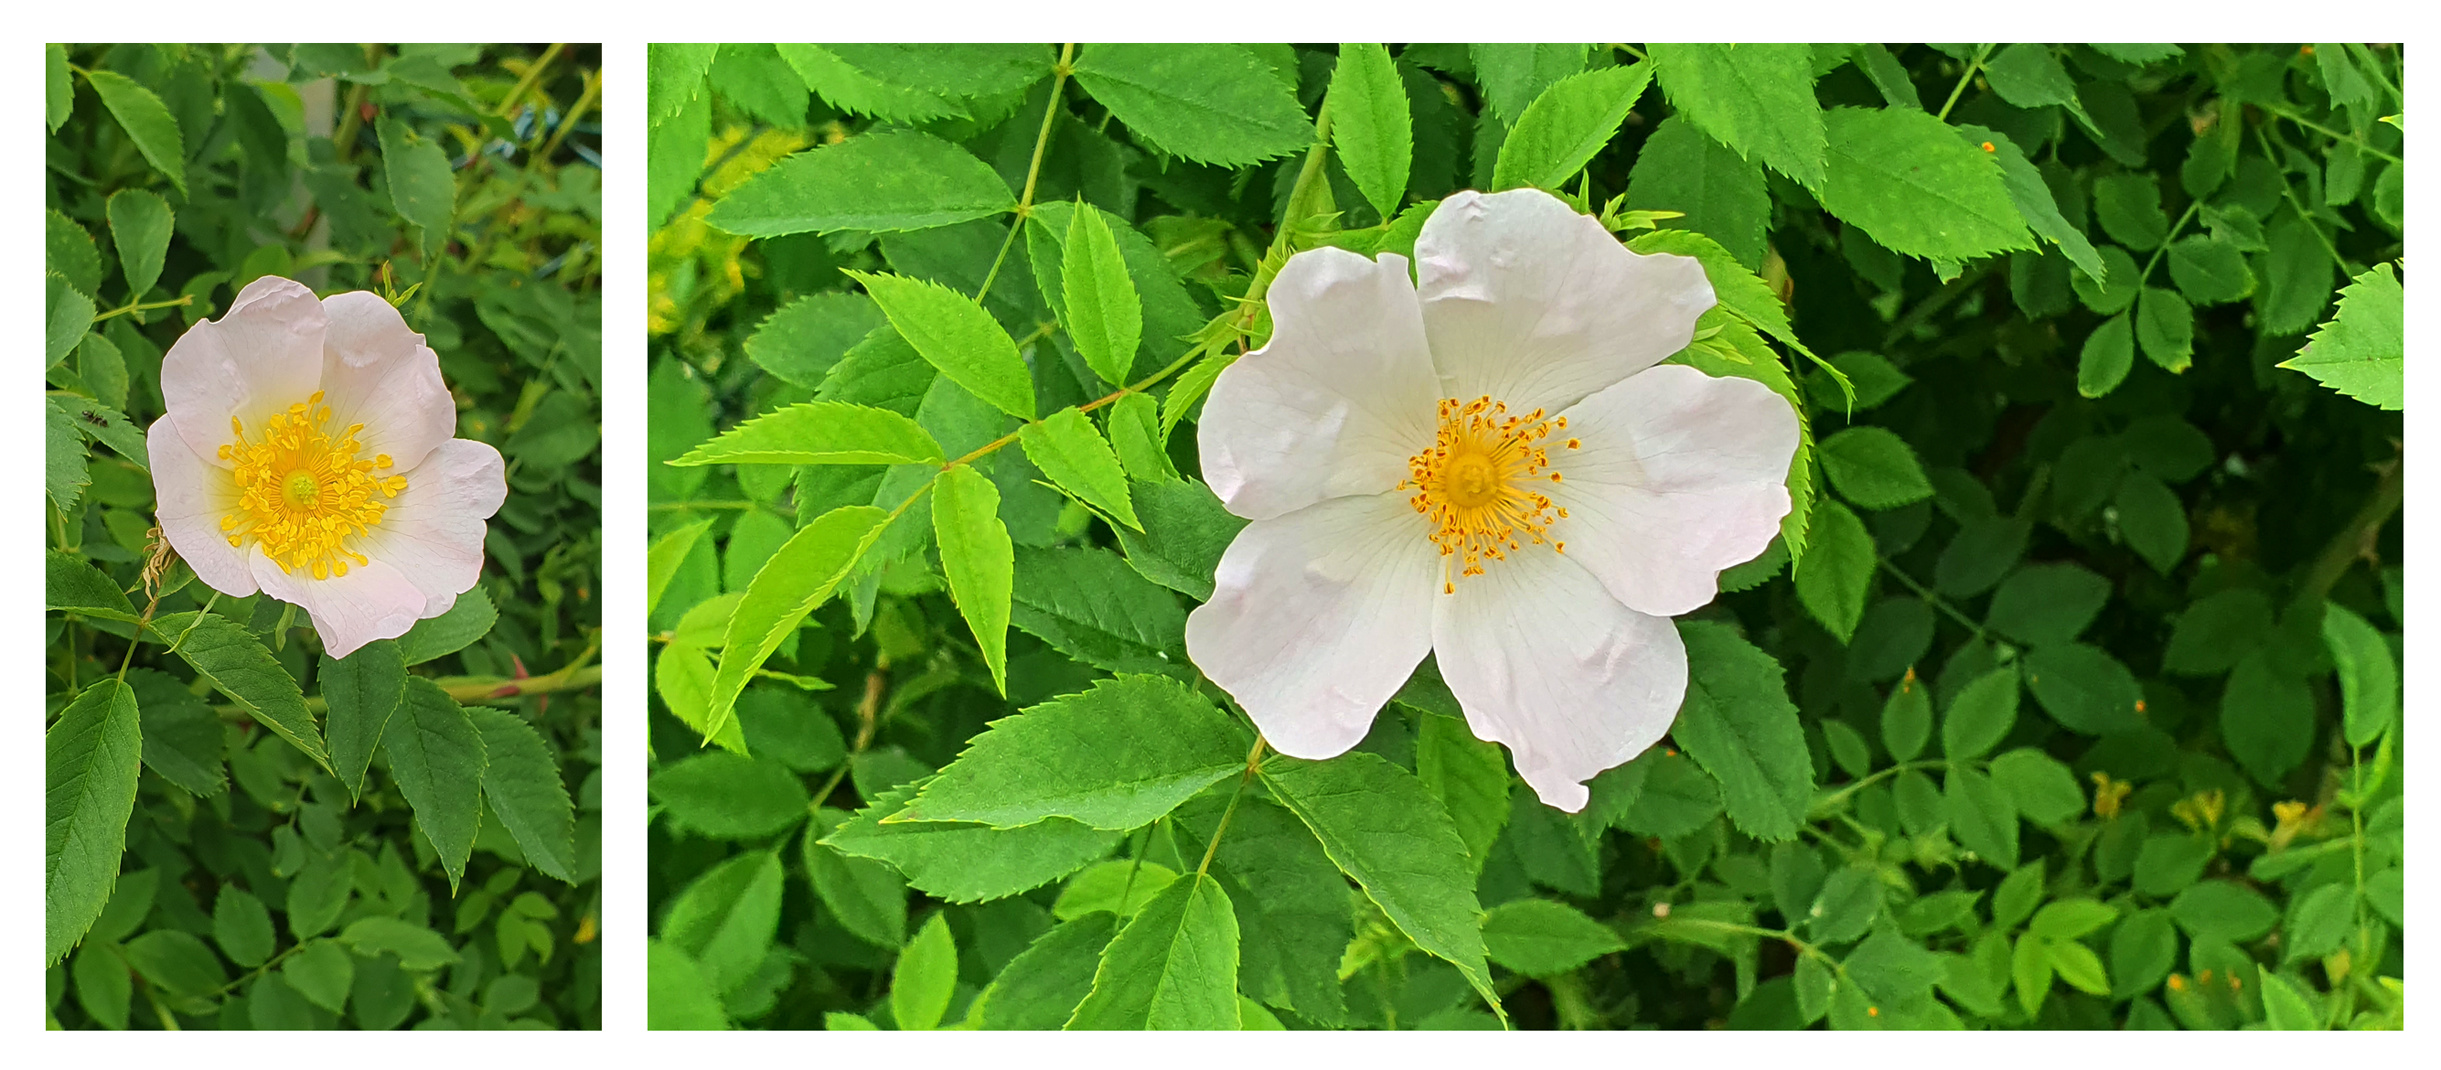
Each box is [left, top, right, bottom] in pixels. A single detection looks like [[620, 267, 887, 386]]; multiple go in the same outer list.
[[217, 391, 407, 579], [1401, 395, 1580, 593]]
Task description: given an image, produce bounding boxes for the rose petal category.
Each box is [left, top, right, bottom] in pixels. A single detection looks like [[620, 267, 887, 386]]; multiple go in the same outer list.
[[355, 439, 505, 609], [1185, 491, 1440, 759], [1200, 247, 1440, 521], [251, 553, 428, 660], [317, 291, 458, 474], [1550, 364, 1798, 616], [1432, 548, 1687, 812], [146, 416, 258, 598], [1414, 189, 1714, 416], [159, 276, 328, 468]]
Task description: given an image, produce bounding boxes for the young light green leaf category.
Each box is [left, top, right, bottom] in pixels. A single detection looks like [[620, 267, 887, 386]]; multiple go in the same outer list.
[[1794, 499, 1873, 642], [376, 117, 454, 259], [1067, 873, 1242, 1029], [707, 505, 888, 745], [1071, 44, 1312, 166], [45, 679, 141, 967], [155, 610, 328, 772], [744, 292, 888, 389], [1018, 407, 1139, 529], [46, 43, 72, 132], [1106, 392, 1175, 481], [2322, 602, 2398, 747], [648, 519, 718, 618], [707, 129, 1016, 237], [1327, 44, 1411, 219], [849, 270, 1033, 420], [469, 706, 577, 883], [380, 677, 486, 893], [2279, 262, 2402, 410], [321, 639, 406, 802], [1060, 204, 1145, 388], [822, 780, 1122, 904], [807, 808, 908, 949], [105, 189, 174, 298], [1261, 752, 1502, 1022], [933, 464, 1014, 695], [1471, 44, 1589, 127], [1819, 107, 2033, 262], [892, 912, 958, 1030], [83, 70, 185, 196], [1492, 62, 1653, 192], [1672, 621, 1813, 840], [673, 401, 944, 467], [905, 674, 1249, 829], [646, 940, 731, 1030], [1481, 899, 1626, 977], [1957, 125, 2105, 285], [1649, 43, 1826, 188]]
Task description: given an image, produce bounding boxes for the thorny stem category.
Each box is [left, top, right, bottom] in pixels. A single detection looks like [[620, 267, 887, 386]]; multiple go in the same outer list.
[[976, 43, 1076, 305], [1935, 45, 1993, 123], [1197, 736, 1271, 877]]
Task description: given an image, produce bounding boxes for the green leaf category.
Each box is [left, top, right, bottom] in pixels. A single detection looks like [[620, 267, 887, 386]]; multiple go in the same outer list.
[[2134, 287, 2194, 372], [46, 274, 95, 371], [122, 931, 225, 996], [376, 116, 454, 259], [45, 679, 141, 967], [1018, 407, 1139, 529], [976, 914, 1116, 1029], [2257, 209, 2336, 335], [321, 640, 406, 802], [2167, 236, 2255, 305], [2091, 173, 2168, 250], [1481, 899, 1626, 977], [648, 519, 718, 618], [661, 851, 784, 994], [1794, 499, 1873, 642], [2109, 909, 2178, 999], [806, 808, 907, 949], [1068, 873, 1242, 1029], [822, 780, 1121, 904], [1649, 43, 1825, 188], [905, 674, 1247, 830], [1114, 477, 1243, 601], [707, 129, 1016, 237], [1990, 748, 2086, 827], [2134, 834, 2214, 898], [2115, 471, 2189, 574], [212, 885, 275, 968], [1011, 545, 1188, 674], [1059, 204, 1145, 387], [46, 43, 71, 132], [650, 752, 810, 839], [105, 189, 174, 298], [1260, 752, 1501, 1021], [2257, 970, 2322, 1030], [1053, 861, 1179, 921], [933, 464, 1015, 695], [1186, 796, 1352, 1025], [1672, 620, 1813, 841], [1471, 44, 1588, 127], [1946, 766, 2019, 869], [2046, 937, 2111, 997], [282, 939, 354, 1014], [1818, 107, 2033, 262], [46, 550, 137, 623], [2169, 881, 2279, 942], [1327, 44, 1412, 219], [1983, 44, 2081, 110], [468, 706, 577, 883], [155, 610, 328, 771], [1071, 44, 1312, 167], [778, 44, 1033, 124], [339, 916, 460, 971], [1843, 928, 1945, 1008], [745, 293, 889, 389], [892, 912, 958, 1031], [1807, 866, 1882, 944], [1492, 62, 1654, 192], [1819, 426, 1933, 509], [127, 669, 224, 798], [381, 677, 486, 893], [47, 209, 102, 297], [2072, 244, 2142, 315], [647, 941, 731, 1030], [2280, 262, 2402, 410], [1958, 125, 2104, 284], [1626, 116, 1771, 269], [2077, 312, 2135, 398], [2219, 653, 2312, 787], [1414, 711, 1511, 875], [84, 70, 186, 196], [673, 401, 944, 467], [1986, 562, 2110, 646], [1106, 392, 1175, 482], [850, 270, 1033, 420], [2282, 883, 2352, 964], [393, 586, 497, 666], [708, 505, 888, 745], [2164, 587, 2274, 677], [1026, 201, 1207, 381], [2322, 603, 2399, 747], [648, 42, 719, 125], [2024, 643, 2143, 736], [1881, 670, 1932, 763]]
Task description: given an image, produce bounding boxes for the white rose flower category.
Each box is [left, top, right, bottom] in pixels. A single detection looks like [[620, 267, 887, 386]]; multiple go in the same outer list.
[[1185, 189, 1799, 811], [147, 276, 507, 659]]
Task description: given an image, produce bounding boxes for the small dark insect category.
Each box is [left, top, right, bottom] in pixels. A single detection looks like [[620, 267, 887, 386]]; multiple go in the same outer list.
[[79, 408, 109, 428]]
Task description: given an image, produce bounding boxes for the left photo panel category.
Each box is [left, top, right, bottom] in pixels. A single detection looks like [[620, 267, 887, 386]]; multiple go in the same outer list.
[[44, 43, 604, 1030]]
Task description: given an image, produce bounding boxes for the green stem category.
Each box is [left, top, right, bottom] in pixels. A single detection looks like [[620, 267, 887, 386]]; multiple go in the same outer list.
[[495, 43, 567, 119], [91, 294, 195, 324], [2257, 102, 2403, 164], [1815, 758, 1954, 812], [1935, 45, 1993, 123], [1195, 736, 1269, 877], [1876, 556, 1994, 643], [2254, 125, 2354, 273], [977, 42, 1076, 305], [2134, 200, 2203, 286], [2296, 453, 2402, 605]]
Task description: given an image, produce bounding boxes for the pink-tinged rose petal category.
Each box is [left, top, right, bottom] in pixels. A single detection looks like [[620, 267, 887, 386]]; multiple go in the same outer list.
[[252, 553, 427, 659], [159, 276, 328, 468], [355, 439, 505, 610], [145, 416, 258, 598], [1200, 248, 1440, 522], [1550, 365, 1799, 617], [1186, 491, 1440, 759], [1414, 190, 1715, 417], [1431, 549, 1687, 812], [317, 291, 458, 474]]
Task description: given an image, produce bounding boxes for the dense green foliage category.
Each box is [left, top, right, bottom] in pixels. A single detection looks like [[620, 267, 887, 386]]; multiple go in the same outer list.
[[644, 42, 2402, 1030], [45, 43, 604, 1030]]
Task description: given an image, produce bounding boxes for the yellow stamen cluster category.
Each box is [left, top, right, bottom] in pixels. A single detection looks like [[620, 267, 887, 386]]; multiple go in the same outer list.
[[218, 391, 406, 579], [1401, 395, 1579, 593]]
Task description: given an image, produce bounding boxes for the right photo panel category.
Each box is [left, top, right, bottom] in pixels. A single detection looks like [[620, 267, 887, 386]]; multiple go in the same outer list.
[[642, 43, 2405, 1031]]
